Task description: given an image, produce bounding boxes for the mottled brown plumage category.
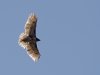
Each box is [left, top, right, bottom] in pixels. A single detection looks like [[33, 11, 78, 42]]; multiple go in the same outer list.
[[18, 13, 40, 62]]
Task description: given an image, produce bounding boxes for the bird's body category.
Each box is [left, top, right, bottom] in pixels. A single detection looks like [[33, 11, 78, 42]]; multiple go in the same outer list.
[[18, 13, 40, 62]]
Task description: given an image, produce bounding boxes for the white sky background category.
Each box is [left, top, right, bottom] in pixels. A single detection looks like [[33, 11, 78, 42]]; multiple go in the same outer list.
[[0, 0, 100, 75]]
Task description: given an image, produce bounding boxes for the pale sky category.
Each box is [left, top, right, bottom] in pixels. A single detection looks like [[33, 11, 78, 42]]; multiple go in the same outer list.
[[0, 0, 100, 75]]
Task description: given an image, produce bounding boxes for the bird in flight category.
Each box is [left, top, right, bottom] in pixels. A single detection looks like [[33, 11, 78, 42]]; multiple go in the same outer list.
[[18, 13, 40, 62]]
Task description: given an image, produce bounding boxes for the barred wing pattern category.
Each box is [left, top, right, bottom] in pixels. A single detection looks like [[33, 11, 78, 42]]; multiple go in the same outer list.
[[18, 13, 40, 62]]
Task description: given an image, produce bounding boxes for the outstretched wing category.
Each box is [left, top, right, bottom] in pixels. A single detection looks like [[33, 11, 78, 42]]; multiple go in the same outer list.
[[18, 32, 40, 62], [26, 38, 40, 62], [24, 13, 37, 37]]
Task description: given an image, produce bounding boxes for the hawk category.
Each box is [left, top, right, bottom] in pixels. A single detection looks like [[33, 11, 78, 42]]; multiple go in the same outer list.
[[18, 13, 40, 62]]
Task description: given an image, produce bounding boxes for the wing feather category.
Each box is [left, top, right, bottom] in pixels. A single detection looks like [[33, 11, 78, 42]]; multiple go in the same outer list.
[[26, 38, 40, 62], [24, 13, 37, 37]]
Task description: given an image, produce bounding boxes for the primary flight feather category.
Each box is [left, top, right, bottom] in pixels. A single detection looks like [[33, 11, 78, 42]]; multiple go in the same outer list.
[[18, 13, 40, 62]]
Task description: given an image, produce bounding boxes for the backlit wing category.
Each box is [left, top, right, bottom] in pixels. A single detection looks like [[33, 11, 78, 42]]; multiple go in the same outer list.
[[24, 13, 37, 37], [26, 37, 40, 62]]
